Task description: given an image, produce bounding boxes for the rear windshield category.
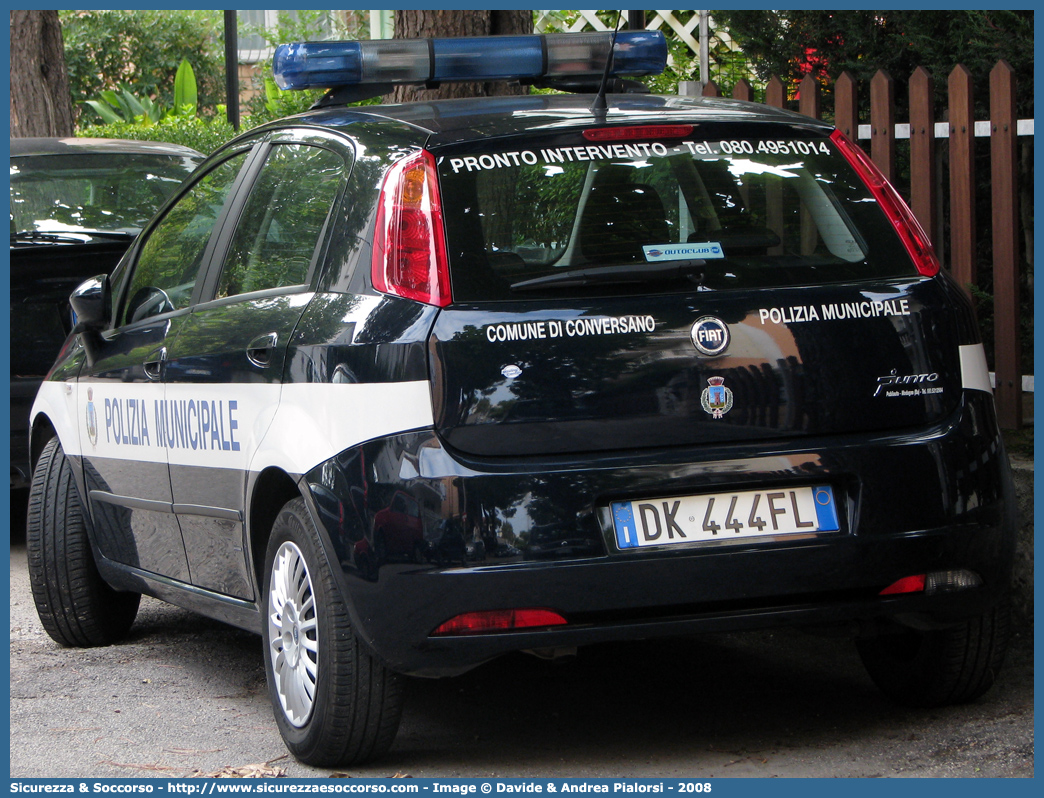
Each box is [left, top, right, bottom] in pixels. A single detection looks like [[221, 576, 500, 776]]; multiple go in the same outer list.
[[436, 124, 917, 301]]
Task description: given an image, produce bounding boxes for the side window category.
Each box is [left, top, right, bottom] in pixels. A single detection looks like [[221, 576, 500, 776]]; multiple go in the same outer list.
[[216, 144, 344, 299], [122, 152, 248, 326]]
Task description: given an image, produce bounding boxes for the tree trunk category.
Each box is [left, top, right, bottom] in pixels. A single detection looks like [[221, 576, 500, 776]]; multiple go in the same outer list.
[[10, 10, 74, 138], [391, 10, 532, 103]]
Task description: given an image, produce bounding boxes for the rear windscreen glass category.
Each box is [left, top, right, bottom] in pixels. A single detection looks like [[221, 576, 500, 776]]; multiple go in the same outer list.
[[436, 125, 918, 301]]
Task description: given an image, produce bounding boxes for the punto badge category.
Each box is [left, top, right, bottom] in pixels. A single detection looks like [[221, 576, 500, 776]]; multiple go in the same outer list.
[[701, 376, 734, 419]]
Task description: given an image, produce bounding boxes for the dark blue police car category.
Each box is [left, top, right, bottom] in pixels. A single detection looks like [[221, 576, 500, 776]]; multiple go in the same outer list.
[[27, 32, 1015, 766]]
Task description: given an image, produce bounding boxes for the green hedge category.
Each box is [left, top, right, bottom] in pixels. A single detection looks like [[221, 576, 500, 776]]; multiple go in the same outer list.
[[76, 116, 240, 156], [61, 10, 225, 125]]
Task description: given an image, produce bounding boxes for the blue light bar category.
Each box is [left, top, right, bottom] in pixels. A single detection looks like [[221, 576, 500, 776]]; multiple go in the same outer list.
[[273, 31, 667, 91]]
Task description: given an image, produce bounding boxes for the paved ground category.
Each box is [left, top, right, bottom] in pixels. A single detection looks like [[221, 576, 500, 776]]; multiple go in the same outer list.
[[9, 518, 1033, 779]]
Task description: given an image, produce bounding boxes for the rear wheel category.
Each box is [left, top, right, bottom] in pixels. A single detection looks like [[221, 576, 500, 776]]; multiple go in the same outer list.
[[856, 601, 1011, 707], [262, 498, 403, 766], [26, 437, 140, 647]]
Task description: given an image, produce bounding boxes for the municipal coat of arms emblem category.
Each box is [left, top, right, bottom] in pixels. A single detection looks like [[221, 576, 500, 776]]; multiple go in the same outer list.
[[85, 387, 98, 446], [700, 376, 733, 419]]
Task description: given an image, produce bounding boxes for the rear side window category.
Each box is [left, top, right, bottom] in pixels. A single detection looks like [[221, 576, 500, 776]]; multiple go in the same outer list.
[[216, 143, 344, 298], [437, 125, 917, 301]]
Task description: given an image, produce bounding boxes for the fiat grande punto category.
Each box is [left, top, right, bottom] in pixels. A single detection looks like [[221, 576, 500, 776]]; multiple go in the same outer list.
[[28, 31, 1015, 766]]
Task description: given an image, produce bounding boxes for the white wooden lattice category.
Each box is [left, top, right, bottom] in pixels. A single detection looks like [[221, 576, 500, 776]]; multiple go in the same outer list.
[[534, 9, 737, 62], [534, 10, 612, 33]]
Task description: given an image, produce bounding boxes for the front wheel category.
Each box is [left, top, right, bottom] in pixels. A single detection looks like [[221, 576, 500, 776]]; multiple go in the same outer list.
[[262, 498, 403, 766], [856, 600, 1011, 707], [26, 437, 140, 647]]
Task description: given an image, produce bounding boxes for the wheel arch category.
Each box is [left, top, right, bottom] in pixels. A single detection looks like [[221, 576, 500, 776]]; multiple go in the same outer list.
[[247, 466, 305, 592], [30, 414, 59, 473], [248, 457, 395, 671]]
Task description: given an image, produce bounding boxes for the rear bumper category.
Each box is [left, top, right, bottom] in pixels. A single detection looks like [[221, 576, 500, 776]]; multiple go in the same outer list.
[[304, 392, 1015, 676]]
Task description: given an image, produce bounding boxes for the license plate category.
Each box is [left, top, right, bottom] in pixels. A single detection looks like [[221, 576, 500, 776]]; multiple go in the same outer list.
[[611, 485, 839, 550]]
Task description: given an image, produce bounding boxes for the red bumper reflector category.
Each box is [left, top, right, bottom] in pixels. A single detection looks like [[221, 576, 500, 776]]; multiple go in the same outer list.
[[432, 608, 568, 636], [879, 574, 927, 596]]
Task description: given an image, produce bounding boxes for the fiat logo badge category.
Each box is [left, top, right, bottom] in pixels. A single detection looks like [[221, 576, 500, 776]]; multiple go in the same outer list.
[[690, 316, 730, 356]]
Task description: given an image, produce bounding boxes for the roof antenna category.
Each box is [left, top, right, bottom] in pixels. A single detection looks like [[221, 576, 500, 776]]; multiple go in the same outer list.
[[591, 10, 624, 118]]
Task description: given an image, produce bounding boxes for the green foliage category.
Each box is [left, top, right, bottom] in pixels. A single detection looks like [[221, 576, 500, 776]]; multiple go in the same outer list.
[[172, 60, 198, 118], [712, 9, 1034, 374], [84, 61, 199, 126], [60, 10, 224, 123], [85, 92, 128, 125], [537, 11, 756, 97], [643, 36, 697, 95], [85, 86, 165, 125], [264, 77, 285, 117], [252, 76, 327, 125], [241, 11, 349, 124], [256, 10, 344, 49], [711, 10, 1033, 117], [77, 115, 238, 156]]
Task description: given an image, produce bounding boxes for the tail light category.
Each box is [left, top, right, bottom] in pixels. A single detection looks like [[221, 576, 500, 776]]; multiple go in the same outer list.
[[371, 149, 452, 307], [830, 129, 940, 278]]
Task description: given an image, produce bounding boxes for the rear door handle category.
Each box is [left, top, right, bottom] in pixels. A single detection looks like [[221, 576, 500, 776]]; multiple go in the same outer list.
[[143, 347, 167, 381], [246, 332, 278, 368]]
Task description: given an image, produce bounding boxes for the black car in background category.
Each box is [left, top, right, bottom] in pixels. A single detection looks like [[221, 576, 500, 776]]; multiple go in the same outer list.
[[10, 137, 203, 487], [26, 33, 1016, 768]]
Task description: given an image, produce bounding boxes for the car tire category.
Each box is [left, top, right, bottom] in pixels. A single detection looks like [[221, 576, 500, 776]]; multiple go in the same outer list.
[[26, 437, 140, 647], [856, 600, 1011, 707], [262, 498, 403, 766]]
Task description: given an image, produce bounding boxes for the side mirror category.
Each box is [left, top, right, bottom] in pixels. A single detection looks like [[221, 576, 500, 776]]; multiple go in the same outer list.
[[70, 274, 112, 334], [70, 275, 111, 368]]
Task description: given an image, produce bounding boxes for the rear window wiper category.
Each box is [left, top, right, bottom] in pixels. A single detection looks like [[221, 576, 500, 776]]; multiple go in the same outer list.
[[11, 230, 81, 244], [78, 229, 138, 240], [510, 260, 705, 291], [11, 229, 136, 244]]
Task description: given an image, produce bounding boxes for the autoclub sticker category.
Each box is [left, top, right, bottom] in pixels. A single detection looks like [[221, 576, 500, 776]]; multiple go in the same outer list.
[[644, 243, 724, 261], [701, 376, 734, 419]]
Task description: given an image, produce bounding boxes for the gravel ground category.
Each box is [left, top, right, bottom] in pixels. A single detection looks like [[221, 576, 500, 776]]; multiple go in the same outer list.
[[9, 531, 1033, 779]]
